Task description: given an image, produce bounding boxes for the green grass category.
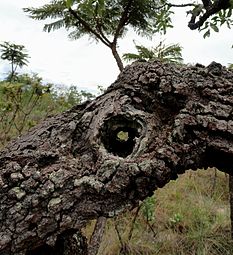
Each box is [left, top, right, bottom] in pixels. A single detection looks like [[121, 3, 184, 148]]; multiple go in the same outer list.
[[97, 168, 232, 255]]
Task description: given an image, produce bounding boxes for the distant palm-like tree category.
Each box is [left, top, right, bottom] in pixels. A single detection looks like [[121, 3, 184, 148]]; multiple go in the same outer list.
[[123, 41, 183, 64], [0, 41, 30, 81]]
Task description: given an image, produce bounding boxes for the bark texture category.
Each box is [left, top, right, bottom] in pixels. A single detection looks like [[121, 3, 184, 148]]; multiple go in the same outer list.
[[0, 61, 233, 254]]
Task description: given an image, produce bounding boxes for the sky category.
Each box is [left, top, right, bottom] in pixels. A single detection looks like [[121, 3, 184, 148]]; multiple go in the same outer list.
[[0, 0, 232, 91]]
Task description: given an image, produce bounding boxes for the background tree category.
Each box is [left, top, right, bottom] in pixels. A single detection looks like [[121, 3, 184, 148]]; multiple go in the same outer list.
[[186, 0, 233, 32], [0, 41, 30, 81], [0, 43, 95, 148], [24, 0, 233, 72], [24, 0, 174, 71], [0, 76, 95, 147], [123, 41, 183, 63]]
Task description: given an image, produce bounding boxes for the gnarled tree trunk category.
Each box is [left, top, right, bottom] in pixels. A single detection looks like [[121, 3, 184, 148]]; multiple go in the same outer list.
[[0, 61, 232, 254]]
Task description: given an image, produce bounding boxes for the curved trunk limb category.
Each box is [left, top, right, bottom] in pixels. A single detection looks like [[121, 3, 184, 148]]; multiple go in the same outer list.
[[0, 61, 233, 254]]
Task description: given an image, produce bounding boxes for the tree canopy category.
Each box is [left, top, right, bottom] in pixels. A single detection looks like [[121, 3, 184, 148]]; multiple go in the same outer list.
[[0, 42, 30, 81], [23, 0, 233, 71], [24, 0, 173, 71], [123, 41, 183, 63]]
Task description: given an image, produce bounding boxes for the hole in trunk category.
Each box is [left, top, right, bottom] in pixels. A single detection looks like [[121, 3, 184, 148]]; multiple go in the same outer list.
[[101, 115, 142, 158]]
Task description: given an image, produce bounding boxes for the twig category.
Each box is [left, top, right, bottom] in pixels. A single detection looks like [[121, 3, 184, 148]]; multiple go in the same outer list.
[[142, 216, 157, 238], [88, 217, 107, 255], [229, 174, 233, 239], [210, 168, 217, 197], [114, 218, 124, 248], [128, 204, 142, 241]]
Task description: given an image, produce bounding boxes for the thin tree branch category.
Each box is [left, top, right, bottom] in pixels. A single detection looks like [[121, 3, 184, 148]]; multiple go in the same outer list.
[[113, 0, 133, 45], [93, 8, 111, 46], [69, 6, 124, 71], [229, 174, 233, 239], [95, 20, 111, 46], [141, 216, 157, 238], [188, 0, 232, 30], [167, 3, 196, 8], [201, 0, 212, 9], [68, 7, 111, 47], [88, 217, 107, 255], [128, 204, 142, 241], [109, 0, 134, 71], [155, 2, 196, 10], [114, 218, 124, 248]]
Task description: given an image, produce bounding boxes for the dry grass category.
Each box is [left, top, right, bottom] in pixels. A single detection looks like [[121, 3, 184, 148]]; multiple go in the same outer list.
[[94, 168, 232, 255]]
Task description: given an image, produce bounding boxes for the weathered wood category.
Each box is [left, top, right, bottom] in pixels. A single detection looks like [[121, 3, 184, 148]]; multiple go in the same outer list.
[[0, 61, 233, 254]]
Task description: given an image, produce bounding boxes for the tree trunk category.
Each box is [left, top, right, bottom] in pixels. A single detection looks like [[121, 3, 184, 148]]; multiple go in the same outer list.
[[111, 44, 124, 72], [0, 61, 232, 254]]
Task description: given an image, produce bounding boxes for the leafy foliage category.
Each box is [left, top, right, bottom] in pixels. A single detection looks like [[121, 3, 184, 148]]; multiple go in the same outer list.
[[187, 0, 233, 32], [142, 195, 156, 222], [200, 7, 233, 38], [0, 41, 30, 81], [0, 74, 95, 147], [24, 0, 174, 70], [24, 1, 233, 70], [24, 0, 172, 38], [123, 41, 183, 64], [0, 40, 98, 147], [0, 74, 49, 145]]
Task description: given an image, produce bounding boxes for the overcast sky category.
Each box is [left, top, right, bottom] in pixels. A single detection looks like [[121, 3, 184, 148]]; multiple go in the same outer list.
[[0, 0, 232, 91]]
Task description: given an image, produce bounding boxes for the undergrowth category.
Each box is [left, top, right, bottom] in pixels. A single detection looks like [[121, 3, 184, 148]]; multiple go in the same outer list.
[[92, 168, 232, 255]]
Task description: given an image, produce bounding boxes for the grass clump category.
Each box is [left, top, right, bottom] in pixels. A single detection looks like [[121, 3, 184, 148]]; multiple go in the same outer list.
[[97, 168, 232, 255]]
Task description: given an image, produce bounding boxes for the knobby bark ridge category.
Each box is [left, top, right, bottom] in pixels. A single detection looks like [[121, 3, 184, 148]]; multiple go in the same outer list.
[[0, 61, 233, 254]]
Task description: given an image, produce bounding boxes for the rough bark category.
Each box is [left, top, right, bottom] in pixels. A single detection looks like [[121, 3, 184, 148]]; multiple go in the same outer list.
[[0, 61, 233, 254]]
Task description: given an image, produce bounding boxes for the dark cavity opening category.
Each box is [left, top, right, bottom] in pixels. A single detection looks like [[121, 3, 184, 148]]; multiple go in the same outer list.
[[101, 115, 142, 158], [204, 146, 233, 174], [26, 244, 54, 255]]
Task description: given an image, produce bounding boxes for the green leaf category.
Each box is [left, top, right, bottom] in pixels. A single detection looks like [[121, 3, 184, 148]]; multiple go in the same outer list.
[[210, 23, 219, 32], [203, 29, 210, 38], [98, 0, 105, 9], [66, 0, 74, 8], [226, 20, 232, 29], [227, 8, 232, 17]]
